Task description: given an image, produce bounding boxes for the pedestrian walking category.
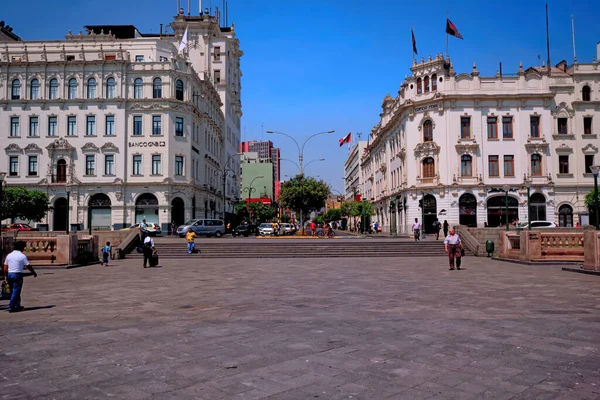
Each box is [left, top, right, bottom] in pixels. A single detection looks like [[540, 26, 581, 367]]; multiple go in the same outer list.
[[100, 241, 111, 266], [444, 229, 463, 270], [3, 241, 38, 313], [142, 235, 155, 268], [411, 218, 422, 241], [139, 219, 148, 242], [443, 220, 449, 238], [171, 221, 177, 236], [186, 228, 196, 254], [433, 219, 442, 240]]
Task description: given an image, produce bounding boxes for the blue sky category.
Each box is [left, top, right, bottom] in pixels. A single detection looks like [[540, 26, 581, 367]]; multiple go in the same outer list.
[[4, 0, 600, 193]]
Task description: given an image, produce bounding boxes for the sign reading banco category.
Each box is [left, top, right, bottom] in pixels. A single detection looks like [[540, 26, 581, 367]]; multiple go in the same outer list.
[[128, 141, 166, 148]]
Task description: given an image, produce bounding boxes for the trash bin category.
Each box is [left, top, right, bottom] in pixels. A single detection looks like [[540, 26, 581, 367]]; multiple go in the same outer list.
[[485, 240, 494, 257]]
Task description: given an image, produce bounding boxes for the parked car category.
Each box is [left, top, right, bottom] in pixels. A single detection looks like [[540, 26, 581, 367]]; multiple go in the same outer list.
[[1, 223, 37, 232], [257, 223, 275, 236], [177, 219, 225, 237], [517, 221, 558, 229], [232, 223, 258, 237], [120, 222, 162, 236], [279, 223, 296, 235]]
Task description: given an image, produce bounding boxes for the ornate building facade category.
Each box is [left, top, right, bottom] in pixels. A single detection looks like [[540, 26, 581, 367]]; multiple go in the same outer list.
[[359, 44, 600, 234], [0, 11, 243, 231]]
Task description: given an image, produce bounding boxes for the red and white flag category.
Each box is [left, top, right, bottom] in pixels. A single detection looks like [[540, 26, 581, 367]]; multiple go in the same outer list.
[[338, 132, 352, 147]]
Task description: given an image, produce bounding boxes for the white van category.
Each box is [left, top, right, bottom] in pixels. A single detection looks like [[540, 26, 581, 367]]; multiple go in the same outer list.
[[177, 219, 226, 237]]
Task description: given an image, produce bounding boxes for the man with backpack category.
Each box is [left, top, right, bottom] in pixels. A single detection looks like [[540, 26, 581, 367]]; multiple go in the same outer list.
[[142, 235, 155, 268]]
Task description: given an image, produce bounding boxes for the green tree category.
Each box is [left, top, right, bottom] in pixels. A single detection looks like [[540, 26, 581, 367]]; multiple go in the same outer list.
[[584, 188, 600, 211], [1, 187, 50, 222], [348, 200, 374, 217], [323, 208, 343, 223], [279, 174, 330, 226], [234, 202, 277, 224]]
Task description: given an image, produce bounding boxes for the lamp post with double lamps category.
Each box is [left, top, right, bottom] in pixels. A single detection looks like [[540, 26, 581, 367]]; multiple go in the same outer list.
[[591, 165, 600, 230], [243, 175, 265, 202], [221, 152, 241, 222], [503, 184, 510, 231], [65, 183, 72, 235], [524, 176, 532, 231], [266, 130, 334, 175]]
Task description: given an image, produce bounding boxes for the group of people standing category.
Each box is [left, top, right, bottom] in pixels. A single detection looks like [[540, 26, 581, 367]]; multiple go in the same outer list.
[[411, 218, 464, 270]]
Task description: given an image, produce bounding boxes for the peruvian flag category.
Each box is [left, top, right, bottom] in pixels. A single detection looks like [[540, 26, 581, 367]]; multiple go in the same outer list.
[[338, 132, 352, 147], [445, 18, 463, 39]]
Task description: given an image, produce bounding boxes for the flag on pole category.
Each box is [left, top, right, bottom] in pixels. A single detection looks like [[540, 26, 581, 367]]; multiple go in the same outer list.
[[445, 19, 463, 39], [178, 27, 189, 54], [338, 132, 352, 147], [411, 26, 418, 55]]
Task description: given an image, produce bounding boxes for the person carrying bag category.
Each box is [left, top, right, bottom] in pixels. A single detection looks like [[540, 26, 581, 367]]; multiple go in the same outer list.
[[443, 228, 463, 271]]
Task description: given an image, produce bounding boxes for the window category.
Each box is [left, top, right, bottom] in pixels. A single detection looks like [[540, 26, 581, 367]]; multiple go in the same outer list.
[[502, 116, 513, 139], [68, 78, 77, 99], [11, 79, 21, 99], [153, 78, 162, 98], [416, 77, 422, 94], [461, 155, 472, 177], [424, 76, 430, 93], [106, 77, 116, 98], [175, 80, 184, 101], [530, 116, 540, 137], [159, 56, 168, 62], [104, 54, 116, 61], [423, 120, 433, 142], [28, 156, 38, 176], [87, 78, 96, 99], [152, 115, 161, 135], [488, 155, 499, 177], [85, 155, 95, 176], [487, 117, 498, 139], [10, 117, 19, 137], [584, 117, 593, 135], [557, 118, 568, 135], [175, 156, 184, 176], [132, 155, 142, 175], [422, 157, 435, 178], [49, 78, 58, 99], [104, 155, 114, 175], [135, 55, 144, 62], [105, 115, 115, 136], [558, 204, 573, 227], [214, 46, 221, 61], [504, 155, 514, 177], [460, 117, 470, 139], [214, 70, 221, 84], [582, 85, 591, 101], [432, 74, 437, 91], [531, 154, 542, 176], [151, 155, 161, 175], [29, 117, 39, 137], [133, 116, 142, 135], [9, 156, 19, 176], [134, 78, 143, 99], [175, 117, 184, 136], [48, 116, 57, 136], [559, 155, 569, 174], [67, 116, 77, 136], [585, 155, 594, 174], [30, 79, 40, 99], [86, 116, 96, 136]]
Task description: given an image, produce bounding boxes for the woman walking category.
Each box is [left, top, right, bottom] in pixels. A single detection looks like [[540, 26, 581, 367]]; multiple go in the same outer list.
[[444, 229, 463, 270], [443, 220, 449, 238]]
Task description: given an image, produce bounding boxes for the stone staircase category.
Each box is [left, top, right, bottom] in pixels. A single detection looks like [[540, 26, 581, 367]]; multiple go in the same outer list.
[[126, 236, 449, 259]]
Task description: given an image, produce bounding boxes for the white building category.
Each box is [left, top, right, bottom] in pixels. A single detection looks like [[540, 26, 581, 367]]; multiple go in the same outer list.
[[358, 44, 600, 234], [0, 11, 243, 232], [343, 140, 367, 201]]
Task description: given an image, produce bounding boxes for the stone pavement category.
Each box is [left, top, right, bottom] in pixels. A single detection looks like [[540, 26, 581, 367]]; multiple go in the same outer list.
[[1, 254, 600, 399]]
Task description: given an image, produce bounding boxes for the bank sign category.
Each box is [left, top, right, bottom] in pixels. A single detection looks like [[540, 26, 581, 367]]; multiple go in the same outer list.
[[128, 141, 166, 148]]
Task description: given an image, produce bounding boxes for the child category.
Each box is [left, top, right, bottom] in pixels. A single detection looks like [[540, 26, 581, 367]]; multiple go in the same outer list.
[[186, 228, 196, 254], [100, 241, 111, 266]]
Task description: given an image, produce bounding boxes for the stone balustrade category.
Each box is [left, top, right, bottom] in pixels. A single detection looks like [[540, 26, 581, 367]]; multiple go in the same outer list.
[[1, 234, 99, 267]]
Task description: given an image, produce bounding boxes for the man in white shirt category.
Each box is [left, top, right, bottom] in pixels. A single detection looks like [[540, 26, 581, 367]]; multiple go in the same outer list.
[[444, 229, 463, 270], [139, 219, 148, 242], [142, 235, 155, 268], [3, 241, 37, 313], [411, 218, 422, 241]]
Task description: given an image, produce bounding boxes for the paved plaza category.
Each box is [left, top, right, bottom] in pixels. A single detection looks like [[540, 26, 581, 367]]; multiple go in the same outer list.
[[1, 253, 600, 399]]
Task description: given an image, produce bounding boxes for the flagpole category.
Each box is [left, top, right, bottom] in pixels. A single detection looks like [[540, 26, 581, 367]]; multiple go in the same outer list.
[[571, 15, 577, 63], [546, 3, 551, 77], [445, 12, 449, 60]]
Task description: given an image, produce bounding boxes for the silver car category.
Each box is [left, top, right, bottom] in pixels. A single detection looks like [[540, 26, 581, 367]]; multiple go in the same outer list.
[[258, 223, 275, 236], [177, 219, 226, 237]]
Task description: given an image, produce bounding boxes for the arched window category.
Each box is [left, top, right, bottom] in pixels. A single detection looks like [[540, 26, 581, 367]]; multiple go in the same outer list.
[[461, 155, 472, 177], [423, 120, 433, 142], [30, 79, 40, 100], [153, 78, 162, 98], [87, 77, 97, 99], [68, 78, 77, 99], [106, 77, 115, 99], [422, 157, 435, 178], [582, 85, 591, 101], [530, 193, 547, 221], [558, 204, 573, 227], [424, 76, 430, 93], [48, 78, 59, 100], [175, 79, 184, 101], [531, 154, 542, 176], [134, 78, 143, 99], [11, 79, 21, 100], [416, 77, 422, 95], [432, 74, 437, 91]]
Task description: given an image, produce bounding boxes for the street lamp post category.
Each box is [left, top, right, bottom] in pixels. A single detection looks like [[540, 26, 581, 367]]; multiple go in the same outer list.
[[524, 177, 532, 231], [503, 184, 510, 231], [266, 130, 334, 175], [65, 183, 72, 235], [591, 165, 600, 230], [222, 152, 241, 223], [389, 199, 397, 237], [244, 175, 264, 202]]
